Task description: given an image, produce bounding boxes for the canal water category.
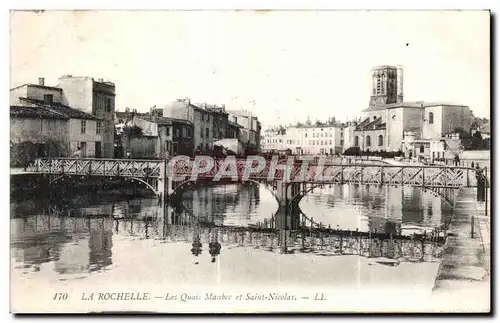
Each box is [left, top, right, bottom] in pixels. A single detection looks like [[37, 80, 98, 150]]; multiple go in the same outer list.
[[11, 182, 453, 302]]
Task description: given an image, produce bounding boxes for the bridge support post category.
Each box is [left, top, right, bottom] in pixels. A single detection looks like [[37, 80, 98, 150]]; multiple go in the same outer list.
[[274, 181, 303, 254], [158, 161, 174, 202]]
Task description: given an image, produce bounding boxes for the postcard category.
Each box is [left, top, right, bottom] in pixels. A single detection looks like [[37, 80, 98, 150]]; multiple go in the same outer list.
[[9, 9, 491, 313]]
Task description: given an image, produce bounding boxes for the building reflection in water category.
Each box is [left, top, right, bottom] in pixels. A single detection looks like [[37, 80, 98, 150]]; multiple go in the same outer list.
[[301, 183, 451, 235], [10, 182, 451, 275]]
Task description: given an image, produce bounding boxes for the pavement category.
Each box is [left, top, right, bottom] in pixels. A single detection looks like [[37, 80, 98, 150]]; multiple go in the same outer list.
[[432, 187, 490, 312]]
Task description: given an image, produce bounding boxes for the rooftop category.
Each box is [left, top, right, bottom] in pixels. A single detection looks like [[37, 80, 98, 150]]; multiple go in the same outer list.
[[19, 97, 101, 120], [138, 114, 193, 126], [363, 101, 469, 112], [372, 65, 399, 70], [10, 83, 63, 92], [10, 105, 69, 120], [228, 120, 244, 128], [59, 75, 115, 86], [356, 117, 386, 131]]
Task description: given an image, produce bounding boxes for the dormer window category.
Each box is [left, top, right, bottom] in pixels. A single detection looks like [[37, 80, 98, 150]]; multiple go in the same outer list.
[[43, 94, 53, 104]]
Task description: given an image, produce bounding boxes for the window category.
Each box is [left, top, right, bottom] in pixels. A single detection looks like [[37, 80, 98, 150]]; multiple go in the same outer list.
[[341, 132, 344, 138], [81, 120, 86, 134], [96, 121, 102, 134], [105, 98, 112, 112], [200, 128, 204, 138], [420, 145, 425, 153], [373, 116, 377, 120], [329, 140, 332, 145], [206, 128, 209, 137], [366, 135, 371, 147], [43, 94, 53, 104], [378, 134, 383, 146], [340, 139, 344, 146], [355, 136, 359, 147], [166, 127, 170, 136], [305, 134, 307, 138], [429, 112, 434, 124]]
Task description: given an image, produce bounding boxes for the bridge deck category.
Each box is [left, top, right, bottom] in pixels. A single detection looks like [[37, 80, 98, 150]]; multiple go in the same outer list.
[[23, 157, 477, 189]]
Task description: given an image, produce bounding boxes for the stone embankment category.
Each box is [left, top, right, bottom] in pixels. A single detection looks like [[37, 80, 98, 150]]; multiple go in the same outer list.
[[432, 187, 490, 312]]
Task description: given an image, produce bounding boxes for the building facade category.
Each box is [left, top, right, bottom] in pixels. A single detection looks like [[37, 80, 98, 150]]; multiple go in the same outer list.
[[116, 112, 195, 158], [10, 81, 105, 160], [262, 123, 345, 155], [163, 98, 213, 154], [351, 65, 475, 155], [226, 110, 261, 154], [164, 98, 259, 155], [57, 75, 116, 158], [10, 106, 69, 166]]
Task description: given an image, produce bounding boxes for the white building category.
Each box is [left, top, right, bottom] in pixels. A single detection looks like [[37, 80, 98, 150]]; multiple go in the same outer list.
[[226, 109, 262, 154], [262, 123, 346, 155]]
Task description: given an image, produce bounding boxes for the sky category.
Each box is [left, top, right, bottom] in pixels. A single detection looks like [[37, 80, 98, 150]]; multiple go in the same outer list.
[[10, 10, 490, 128]]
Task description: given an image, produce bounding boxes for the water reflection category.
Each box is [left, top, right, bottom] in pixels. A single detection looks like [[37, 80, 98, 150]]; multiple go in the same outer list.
[[299, 184, 452, 235], [10, 183, 451, 279]]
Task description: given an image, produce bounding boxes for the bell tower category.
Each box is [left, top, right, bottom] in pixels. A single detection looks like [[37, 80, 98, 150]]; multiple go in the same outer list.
[[369, 65, 400, 107]]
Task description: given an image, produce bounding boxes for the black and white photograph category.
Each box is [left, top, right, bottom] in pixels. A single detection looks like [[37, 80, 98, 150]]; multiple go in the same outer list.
[[9, 9, 491, 313]]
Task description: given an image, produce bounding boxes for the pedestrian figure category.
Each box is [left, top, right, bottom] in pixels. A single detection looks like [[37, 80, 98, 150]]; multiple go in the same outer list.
[[475, 165, 486, 201], [72, 146, 82, 159]]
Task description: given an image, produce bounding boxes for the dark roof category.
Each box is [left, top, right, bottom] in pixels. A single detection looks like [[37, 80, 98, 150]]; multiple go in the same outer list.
[[11, 83, 63, 92], [19, 97, 101, 120], [138, 115, 172, 126], [228, 120, 244, 129], [356, 117, 386, 131], [166, 117, 193, 125], [10, 106, 69, 120]]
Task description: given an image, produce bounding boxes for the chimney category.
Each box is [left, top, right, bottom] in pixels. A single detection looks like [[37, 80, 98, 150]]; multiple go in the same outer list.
[[38, 78, 45, 86]]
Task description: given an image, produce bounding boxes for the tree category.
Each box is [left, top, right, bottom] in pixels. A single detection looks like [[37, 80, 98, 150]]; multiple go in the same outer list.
[[121, 125, 144, 157], [122, 125, 144, 138], [343, 147, 361, 156], [453, 127, 473, 149], [471, 131, 485, 150]]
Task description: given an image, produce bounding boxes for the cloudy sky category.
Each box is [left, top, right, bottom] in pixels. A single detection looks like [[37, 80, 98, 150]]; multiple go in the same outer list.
[[10, 10, 489, 127]]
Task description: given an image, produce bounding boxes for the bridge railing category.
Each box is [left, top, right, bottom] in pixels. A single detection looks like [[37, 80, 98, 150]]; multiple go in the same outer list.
[[27, 157, 478, 188], [27, 158, 164, 178], [168, 158, 475, 188]]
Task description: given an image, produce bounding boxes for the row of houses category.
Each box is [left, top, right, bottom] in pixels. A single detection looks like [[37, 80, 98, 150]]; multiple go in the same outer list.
[[115, 98, 262, 159], [10, 76, 116, 167], [164, 98, 262, 155], [262, 65, 480, 162], [10, 76, 264, 166]]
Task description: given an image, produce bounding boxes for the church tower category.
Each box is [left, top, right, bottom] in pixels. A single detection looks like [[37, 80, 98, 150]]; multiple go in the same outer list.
[[369, 65, 401, 107]]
